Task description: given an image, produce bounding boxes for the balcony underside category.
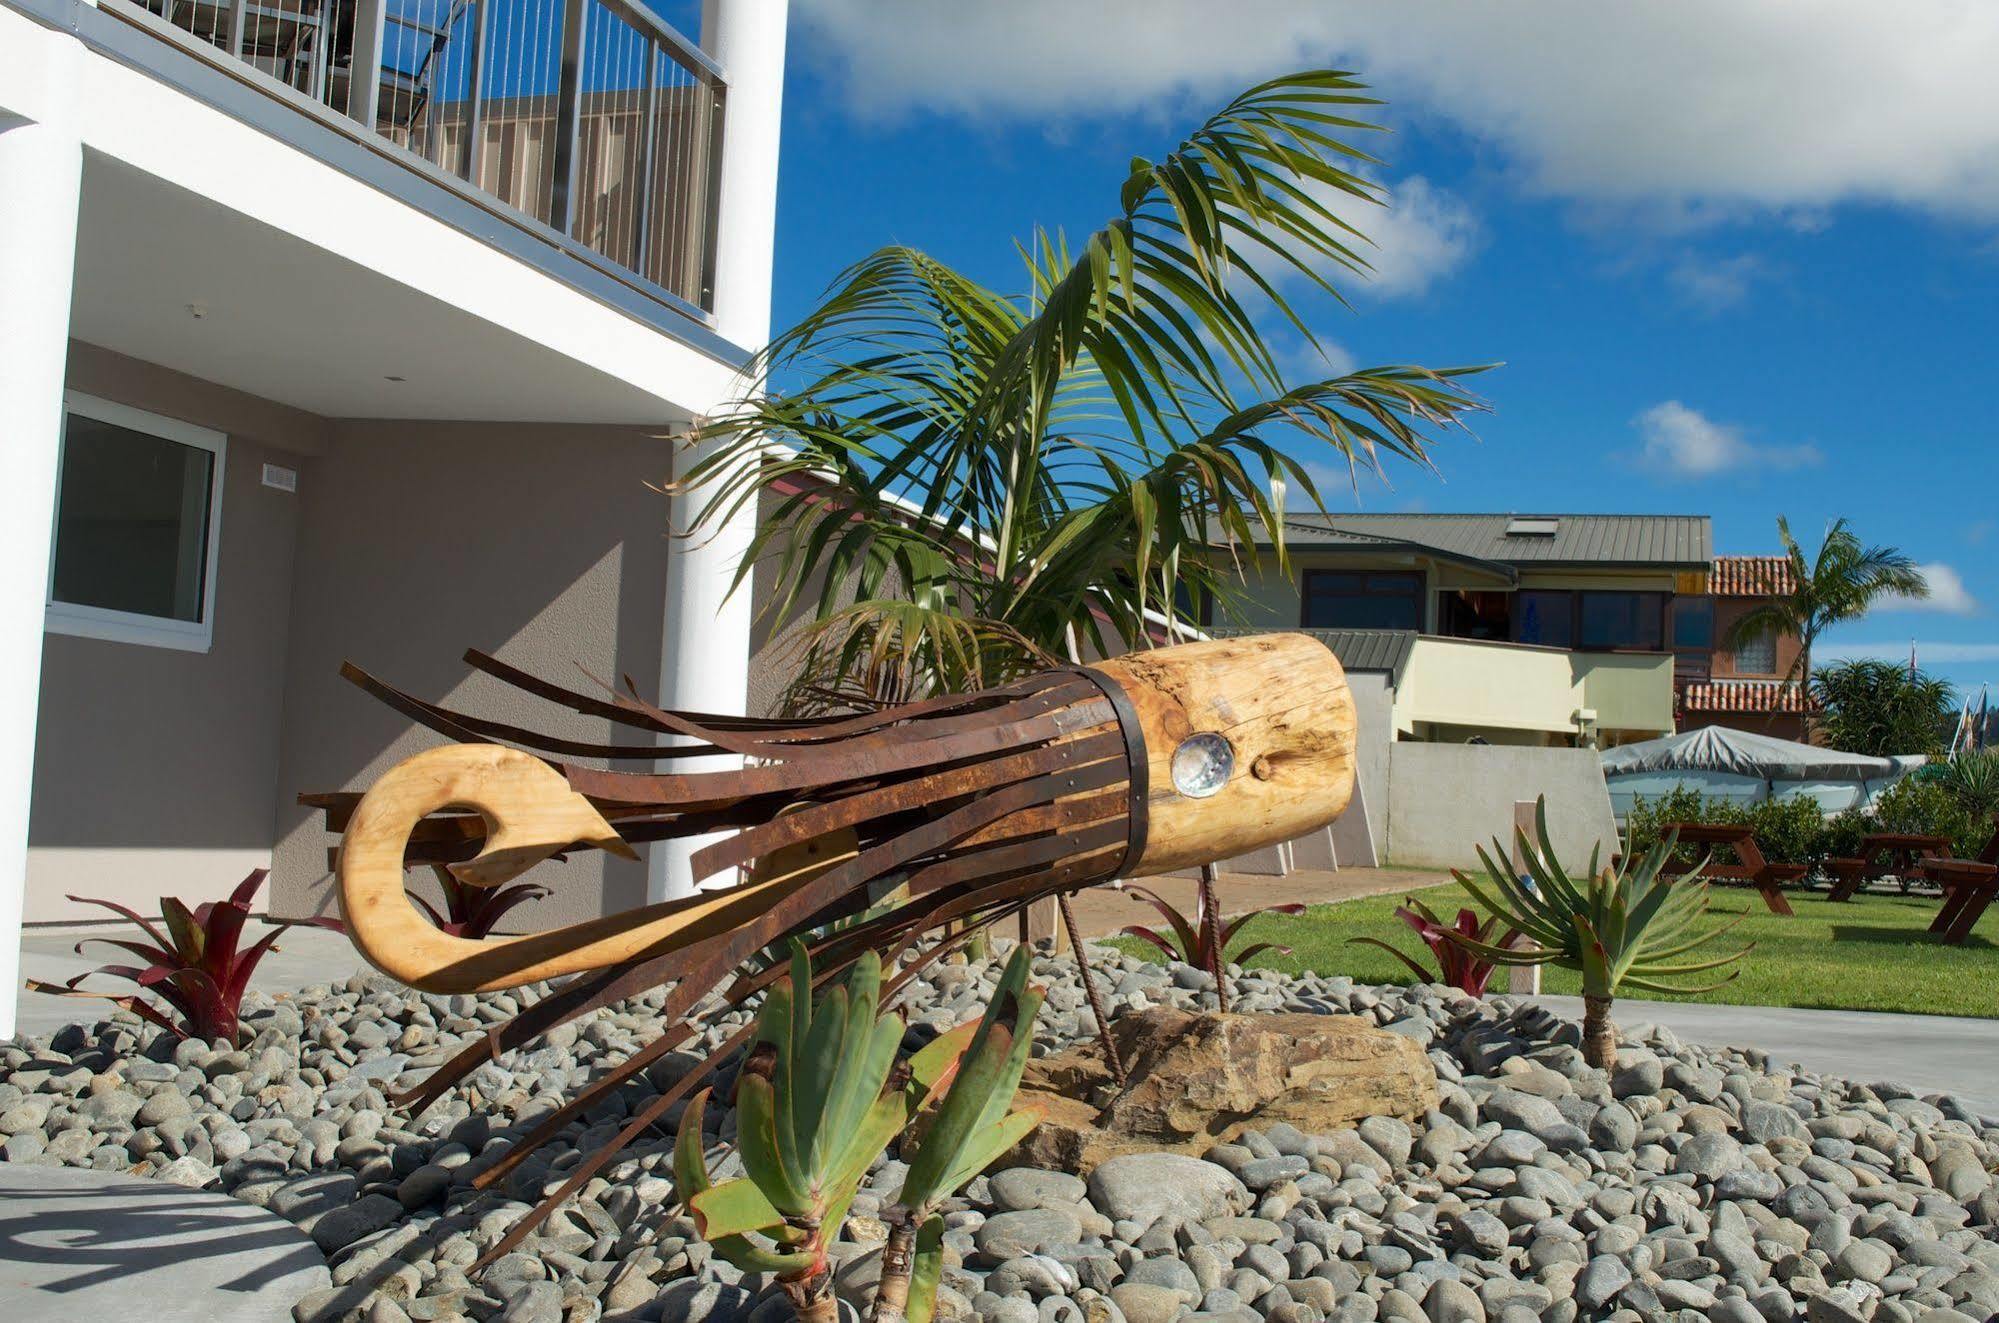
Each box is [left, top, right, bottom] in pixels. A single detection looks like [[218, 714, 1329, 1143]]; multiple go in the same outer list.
[[74, 150, 703, 423]]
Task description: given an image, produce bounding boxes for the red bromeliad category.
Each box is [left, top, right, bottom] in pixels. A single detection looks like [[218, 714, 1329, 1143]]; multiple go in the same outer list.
[[1347, 899, 1521, 998], [24, 869, 333, 1045], [1117, 873, 1306, 1011]]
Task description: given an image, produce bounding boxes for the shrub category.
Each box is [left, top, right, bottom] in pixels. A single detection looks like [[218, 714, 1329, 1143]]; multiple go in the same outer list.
[[1626, 789, 1829, 865], [1863, 775, 1988, 857], [23, 870, 331, 1046], [1346, 900, 1519, 997]]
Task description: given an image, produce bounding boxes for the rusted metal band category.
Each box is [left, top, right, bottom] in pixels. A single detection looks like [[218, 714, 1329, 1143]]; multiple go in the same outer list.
[[1077, 664, 1149, 879]]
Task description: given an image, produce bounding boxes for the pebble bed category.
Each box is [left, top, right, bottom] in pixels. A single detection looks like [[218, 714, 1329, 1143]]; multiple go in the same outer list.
[[3, 946, 1997, 1323]]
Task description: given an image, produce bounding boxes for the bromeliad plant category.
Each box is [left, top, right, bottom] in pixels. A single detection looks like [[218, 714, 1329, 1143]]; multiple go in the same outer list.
[[24, 869, 323, 1046], [675, 943, 1044, 1323], [1117, 870, 1304, 1011], [410, 863, 550, 938], [1346, 899, 1520, 997], [1446, 799, 1754, 1070]]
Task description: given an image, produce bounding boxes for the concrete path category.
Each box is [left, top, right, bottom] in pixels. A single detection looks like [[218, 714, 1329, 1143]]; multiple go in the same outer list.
[[0, 1165, 328, 1322], [1537, 994, 1999, 1120]]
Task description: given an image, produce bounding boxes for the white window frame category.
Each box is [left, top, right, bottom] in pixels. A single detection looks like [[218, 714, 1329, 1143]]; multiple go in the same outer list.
[[45, 392, 227, 654]]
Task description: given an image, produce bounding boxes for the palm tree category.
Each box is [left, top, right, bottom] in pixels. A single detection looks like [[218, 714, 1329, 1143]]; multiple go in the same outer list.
[[1725, 517, 1929, 698], [676, 72, 1488, 709]]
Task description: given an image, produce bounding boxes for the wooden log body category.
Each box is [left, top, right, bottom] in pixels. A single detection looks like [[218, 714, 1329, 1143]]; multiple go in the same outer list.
[[1095, 633, 1356, 875]]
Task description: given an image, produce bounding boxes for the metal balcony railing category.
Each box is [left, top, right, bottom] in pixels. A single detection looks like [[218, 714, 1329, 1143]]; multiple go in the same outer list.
[[119, 0, 725, 315]]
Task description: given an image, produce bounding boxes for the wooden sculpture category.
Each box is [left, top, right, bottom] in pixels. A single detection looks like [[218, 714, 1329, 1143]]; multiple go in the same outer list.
[[306, 631, 1356, 1267]]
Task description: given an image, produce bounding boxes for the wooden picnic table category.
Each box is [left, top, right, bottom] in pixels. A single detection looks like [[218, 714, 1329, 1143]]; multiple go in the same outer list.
[[1825, 833, 1952, 902], [1923, 857, 1999, 944], [1657, 821, 1800, 916]]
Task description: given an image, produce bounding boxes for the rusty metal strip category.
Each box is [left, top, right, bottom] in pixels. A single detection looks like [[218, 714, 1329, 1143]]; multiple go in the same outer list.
[[689, 728, 1124, 884], [470, 1016, 760, 1273], [339, 662, 734, 761], [904, 819, 1128, 897], [1078, 664, 1149, 878], [562, 697, 1115, 806], [464, 647, 1066, 740], [1059, 890, 1125, 1084]]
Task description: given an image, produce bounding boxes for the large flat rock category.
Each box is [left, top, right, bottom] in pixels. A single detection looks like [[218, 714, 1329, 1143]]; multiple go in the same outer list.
[[0, 1165, 329, 1323], [1012, 1006, 1438, 1171]]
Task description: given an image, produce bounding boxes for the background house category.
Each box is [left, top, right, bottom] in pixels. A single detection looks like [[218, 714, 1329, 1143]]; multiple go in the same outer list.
[[1676, 554, 1809, 742]]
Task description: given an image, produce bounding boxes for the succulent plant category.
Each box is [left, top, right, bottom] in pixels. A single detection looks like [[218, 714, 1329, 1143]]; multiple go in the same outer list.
[[675, 943, 1043, 1323], [1449, 798, 1754, 1070], [1346, 899, 1520, 998]]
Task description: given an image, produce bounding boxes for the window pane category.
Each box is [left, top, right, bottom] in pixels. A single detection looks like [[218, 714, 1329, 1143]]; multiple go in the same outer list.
[[1579, 592, 1664, 649], [1515, 591, 1573, 647], [1671, 597, 1714, 649], [1735, 630, 1777, 674], [1301, 570, 1422, 630], [52, 413, 215, 623]]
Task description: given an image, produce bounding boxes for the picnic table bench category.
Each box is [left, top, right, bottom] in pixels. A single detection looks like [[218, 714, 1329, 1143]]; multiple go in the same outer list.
[[1924, 857, 1999, 945], [1657, 821, 1801, 916], [1825, 833, 1951, 902]]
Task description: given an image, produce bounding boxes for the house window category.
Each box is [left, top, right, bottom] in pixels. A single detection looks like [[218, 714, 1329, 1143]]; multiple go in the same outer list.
[[46, 393, 226, 652], [1734, 629, 1778, 675], [1514, 590, 1575, 647], [1301, 570, 1423, 630], [1670, 597, 1714, 650], [1578, 591, 1665, 650]]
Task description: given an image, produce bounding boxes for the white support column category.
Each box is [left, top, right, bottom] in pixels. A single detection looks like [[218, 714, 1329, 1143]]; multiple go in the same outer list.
[[0, 81, 84, 1035], [650, 0, 789, 901]]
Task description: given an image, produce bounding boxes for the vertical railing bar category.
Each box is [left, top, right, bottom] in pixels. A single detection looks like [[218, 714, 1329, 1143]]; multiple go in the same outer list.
[[633, 42, 659, 280], [697, 76, 724, 311], [548, 0, 589, 235], [462, 0, 489, 184], [347, 0, 386, 124], [228, 0, 247, 58]]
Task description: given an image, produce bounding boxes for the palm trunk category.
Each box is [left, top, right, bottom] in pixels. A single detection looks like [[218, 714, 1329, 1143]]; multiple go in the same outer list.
[[869, 1219, 918, 1323], [1581, 994, 1618, 1071]]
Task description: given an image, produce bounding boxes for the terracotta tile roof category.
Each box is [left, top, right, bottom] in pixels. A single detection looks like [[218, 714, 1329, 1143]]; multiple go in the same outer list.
[[1711, 555, 1796, 597], [1682, 680, 1810, 714]]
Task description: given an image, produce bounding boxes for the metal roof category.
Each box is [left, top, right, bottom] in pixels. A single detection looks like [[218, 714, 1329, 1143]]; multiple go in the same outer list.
[[1224, 513, 1712, 569], [1211, 626, 1415, 673]]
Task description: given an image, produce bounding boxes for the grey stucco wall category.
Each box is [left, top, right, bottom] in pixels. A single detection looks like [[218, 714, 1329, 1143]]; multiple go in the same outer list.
[[1384, 743, 1616, 873], [27, 344, 315, 922], [269, 420, 676, 925], [1325, 668, 1392, 867]]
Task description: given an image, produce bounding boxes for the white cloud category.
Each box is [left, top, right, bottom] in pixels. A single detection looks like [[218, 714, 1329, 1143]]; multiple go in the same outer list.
[[1885, 563, 1981, 615], [1818, 641, 1999, 664], [1631, 402, 1821, 476], [797, 1, 1999, 220], [1317, 176, 1480, 299], [1668, 254, 1768, 313]]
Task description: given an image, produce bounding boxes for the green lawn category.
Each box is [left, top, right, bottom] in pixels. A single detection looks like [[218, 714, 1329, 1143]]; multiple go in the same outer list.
[[1121, 882, 1999, 1020]]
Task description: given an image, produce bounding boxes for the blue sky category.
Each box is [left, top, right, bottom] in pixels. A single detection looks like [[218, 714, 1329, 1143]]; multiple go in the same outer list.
[[708, 2, 1997, 697]]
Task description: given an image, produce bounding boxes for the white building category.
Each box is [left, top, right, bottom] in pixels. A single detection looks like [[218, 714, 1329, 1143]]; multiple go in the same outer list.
[[0, 0, 790, 1033]]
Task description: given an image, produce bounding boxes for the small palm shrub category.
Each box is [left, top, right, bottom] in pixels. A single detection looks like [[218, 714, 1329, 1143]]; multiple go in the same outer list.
[[1453, 800, 1754, 1070], [676, 943, 1042, 1323], [24, 870, 327, 1046], [1939, 750, 1999, 822], [1346, 900, 1519, 997]]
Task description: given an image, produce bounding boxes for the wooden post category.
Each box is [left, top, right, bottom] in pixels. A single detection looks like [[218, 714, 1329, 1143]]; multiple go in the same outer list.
[[1020, 896, 1061, 950], [1507, 800, 1542, 997]]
